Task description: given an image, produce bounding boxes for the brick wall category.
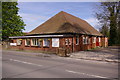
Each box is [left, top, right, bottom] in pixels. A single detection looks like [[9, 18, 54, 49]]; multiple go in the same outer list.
[[11, 38, 59, 53], [10, 35, 108, 53], [11, 37, 73, 53]]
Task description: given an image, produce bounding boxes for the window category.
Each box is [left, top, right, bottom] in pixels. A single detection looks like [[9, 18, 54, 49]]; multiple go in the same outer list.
[[69, 39, 72, 45], [98, 37, 101, 42], [25, 39, 30, 46], [76, 36, 79, 45], [105, 37, 107, 42], [83, 37, 88, 44], [83, 37, 85, 44], [88, 38, 91, 44], [93, 37, 96, 43], [86, 37, 88, 44], [17, 39, 22, 45], [38, 39, 43, 47], [43, 38, 50, 47], [65, 39, 69, 45], [31, 38, 38, 46], [65, 39, 72, 45]]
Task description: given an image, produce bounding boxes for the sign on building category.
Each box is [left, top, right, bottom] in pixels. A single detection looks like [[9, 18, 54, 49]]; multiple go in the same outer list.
[[10, 43, 17, 46], [52, 38, 59, 47]]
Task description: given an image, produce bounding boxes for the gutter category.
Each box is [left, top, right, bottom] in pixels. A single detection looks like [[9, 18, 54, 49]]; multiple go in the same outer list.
[[9, 34, 74, 39]]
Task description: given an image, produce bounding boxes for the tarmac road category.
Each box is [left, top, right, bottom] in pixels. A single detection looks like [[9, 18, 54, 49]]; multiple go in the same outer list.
[[2, 50, 118, 79]]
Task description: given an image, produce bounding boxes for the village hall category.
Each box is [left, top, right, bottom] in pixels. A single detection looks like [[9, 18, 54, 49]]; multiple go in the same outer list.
[[9, 11, 108, 53]]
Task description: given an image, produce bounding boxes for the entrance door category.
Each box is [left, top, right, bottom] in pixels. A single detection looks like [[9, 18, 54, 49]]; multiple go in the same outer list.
[[96, 38, 99, 46]]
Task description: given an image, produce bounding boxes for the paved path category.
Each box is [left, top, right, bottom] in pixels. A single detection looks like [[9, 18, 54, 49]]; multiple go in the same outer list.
[[70, 46, 120, 63], [2, 50, 118, 79]]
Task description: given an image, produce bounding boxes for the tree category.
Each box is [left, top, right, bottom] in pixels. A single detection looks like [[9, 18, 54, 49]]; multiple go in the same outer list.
[[95, 1, 120, 45], [2, 2, 25, 41], [99, 25, 109, 37], [116, 1, 120, 44], [0, 2, 2, 41]]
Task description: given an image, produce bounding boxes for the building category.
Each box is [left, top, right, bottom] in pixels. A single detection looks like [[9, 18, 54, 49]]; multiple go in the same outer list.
[[9, 11, 108, 53]]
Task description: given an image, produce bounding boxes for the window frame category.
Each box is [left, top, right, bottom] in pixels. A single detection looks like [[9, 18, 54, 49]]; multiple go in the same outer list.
[[69, 39, 72, 45], [83, 36, 88, 44], [65, 38, 72, 45], [93, 37, 96, 43], [88, 38, 91, 44], [38, 39, 43, 47], [25, 39, 30, 46], [105, 37, 107, 43], [17, 39, 22, 46], [98, 37, 101, 42], [76, 36, 79, 45], [83, 37, 85, 44], [65, 39, 69, 45], [31, 38, 39, 46], [43, 38, 50, 47]]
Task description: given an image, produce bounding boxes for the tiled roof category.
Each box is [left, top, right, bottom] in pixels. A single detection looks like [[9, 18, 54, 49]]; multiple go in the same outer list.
[[29, 11, 103, 36]]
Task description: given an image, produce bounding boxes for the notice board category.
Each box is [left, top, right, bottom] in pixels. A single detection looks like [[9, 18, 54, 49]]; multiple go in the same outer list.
[[52, 38, 59, 47]]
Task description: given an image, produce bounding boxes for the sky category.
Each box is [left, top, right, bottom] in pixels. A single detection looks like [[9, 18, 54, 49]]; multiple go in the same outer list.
[[18, 2, 101, 32]]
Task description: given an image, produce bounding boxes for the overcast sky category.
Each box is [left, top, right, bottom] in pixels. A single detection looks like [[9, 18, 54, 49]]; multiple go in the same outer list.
[[18, 2, 101, 32]]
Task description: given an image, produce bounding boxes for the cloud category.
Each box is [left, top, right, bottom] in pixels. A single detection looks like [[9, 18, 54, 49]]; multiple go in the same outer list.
[[19, 13, 48, 21], [17, 2, 102, 32], [20, 13, 101, 32], [18, 13, 49, 32], [84, 18, 101, 30]]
